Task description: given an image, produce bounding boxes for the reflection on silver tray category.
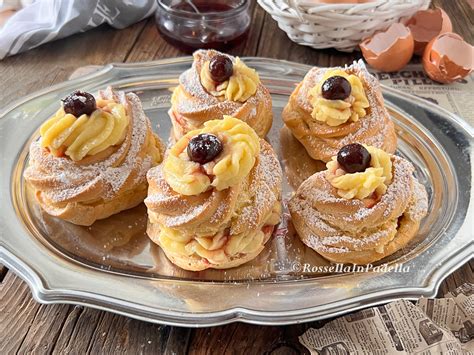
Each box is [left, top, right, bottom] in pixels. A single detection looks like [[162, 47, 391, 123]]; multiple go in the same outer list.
[[0, 58, 473, 326]]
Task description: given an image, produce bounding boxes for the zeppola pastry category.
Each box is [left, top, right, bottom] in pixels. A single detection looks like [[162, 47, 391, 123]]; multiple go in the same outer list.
[[289, 143, 428, 264], [24, 87, 165, 226], [169, 49, 273, 139], [145, 116, 282, 271], [282, 60, 397, 162]]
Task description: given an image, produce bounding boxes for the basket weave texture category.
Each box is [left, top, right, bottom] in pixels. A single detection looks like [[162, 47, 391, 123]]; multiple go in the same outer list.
[[257, 0, 430, 52]]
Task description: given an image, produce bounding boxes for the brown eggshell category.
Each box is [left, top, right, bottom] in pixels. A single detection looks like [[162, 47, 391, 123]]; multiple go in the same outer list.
[[406, 8, 453, 55], [360, 23, 414, 72], [422, 32, 474, 83]]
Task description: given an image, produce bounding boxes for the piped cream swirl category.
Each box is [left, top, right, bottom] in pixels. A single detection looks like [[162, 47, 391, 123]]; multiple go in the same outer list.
[[163, 116, 260, 196], [326, 146, 392, 199], [201, 57, 260, 103], [40, 99, 129, 161], [308, 69, 369, 127]]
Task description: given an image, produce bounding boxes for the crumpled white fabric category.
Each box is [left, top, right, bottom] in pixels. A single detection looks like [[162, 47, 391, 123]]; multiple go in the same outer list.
[[0, 0, 156, 59]]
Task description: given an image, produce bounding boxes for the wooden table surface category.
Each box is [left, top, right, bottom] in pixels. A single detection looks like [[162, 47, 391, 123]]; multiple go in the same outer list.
[[1, 1, 473, 353]]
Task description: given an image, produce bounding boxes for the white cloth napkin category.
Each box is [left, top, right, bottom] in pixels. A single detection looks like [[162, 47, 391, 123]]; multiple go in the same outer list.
[[0, 0, 156, 59]]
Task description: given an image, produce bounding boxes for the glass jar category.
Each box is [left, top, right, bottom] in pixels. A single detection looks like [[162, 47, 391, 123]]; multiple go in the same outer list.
[[155, 0, 251, 53]]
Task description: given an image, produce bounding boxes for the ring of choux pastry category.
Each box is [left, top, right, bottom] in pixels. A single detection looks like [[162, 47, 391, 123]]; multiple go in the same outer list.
[[169, 49, 273, 140], [289, 144, 428, 264], [145, 116, 282, 271], [282, 60, 397, 162], [24, 87, 165, 226]]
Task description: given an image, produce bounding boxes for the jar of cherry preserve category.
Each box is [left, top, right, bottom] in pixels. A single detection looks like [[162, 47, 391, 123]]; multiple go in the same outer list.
[[155, 0, 251, 52]]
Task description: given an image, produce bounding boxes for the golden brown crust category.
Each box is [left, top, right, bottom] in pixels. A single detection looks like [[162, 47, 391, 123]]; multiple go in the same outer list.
[[35, 183, 148, 226], [289, 156, 428, 264], [170, 49, 273, 139], [282, 61, 397, 162], [145, 140, 282, 271], [147, 222, 274, 271], [24, 87, 165, 226]]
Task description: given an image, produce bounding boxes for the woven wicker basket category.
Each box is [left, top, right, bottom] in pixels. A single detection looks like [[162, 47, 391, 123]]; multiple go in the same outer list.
[[257, 0, 430, 52]]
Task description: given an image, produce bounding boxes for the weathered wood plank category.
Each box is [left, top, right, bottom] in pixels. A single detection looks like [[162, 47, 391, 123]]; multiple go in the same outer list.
[[17, 303, 73, 354], [125, 18, 181, 62], [432, 0, 474, 43], [87, 312, 171, 354], [188, 323, 310, 355], [0, 273, 42, 353], [437, 260, 473, 297], [52, 306, 104, 354], [50, 306, 83, 352], [164, 327, 193, 355]]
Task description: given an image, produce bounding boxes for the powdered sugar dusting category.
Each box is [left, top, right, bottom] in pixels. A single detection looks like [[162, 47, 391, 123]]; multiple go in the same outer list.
[[407, 179, 428, 221], [146, 139, 282, 239], [175, 50, 270, 118], [295, 60, 391, 150], [290, 155, 427, 254], [25, 87, 157, 204], [209, 202, 229, 224], [255, 141, 282, 192], [164, 202, 208, 226]]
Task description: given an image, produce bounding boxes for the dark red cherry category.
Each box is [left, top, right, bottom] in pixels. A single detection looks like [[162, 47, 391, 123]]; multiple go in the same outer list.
[[187, 134, 223, 165], [337, 143, 371, 173], [321, 76, 352, 100], [209, 55, 233, 83], [62, 90, 96, 117]]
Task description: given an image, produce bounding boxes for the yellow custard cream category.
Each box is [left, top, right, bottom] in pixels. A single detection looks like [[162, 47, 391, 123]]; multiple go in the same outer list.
[[159, 224, 265, 264], [327, 146, 392, 199], [163, 116, 260, 196], [309, 69, 369, 127], [40, 99, 129, 161], [201, 57, 260, 103]]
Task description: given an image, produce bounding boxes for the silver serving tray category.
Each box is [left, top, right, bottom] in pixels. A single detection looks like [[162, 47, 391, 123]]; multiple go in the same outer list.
[[1, 58, 473, 326]]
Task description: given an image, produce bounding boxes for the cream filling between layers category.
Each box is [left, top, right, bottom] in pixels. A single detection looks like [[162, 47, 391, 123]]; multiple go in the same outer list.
[[154, 201, 281, 265]]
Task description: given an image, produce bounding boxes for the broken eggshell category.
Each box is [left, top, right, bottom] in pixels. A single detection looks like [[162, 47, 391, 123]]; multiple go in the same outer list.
[[422, 32, 474, 84], [360, 23, 414, 72], [406, 8, 453, 55]]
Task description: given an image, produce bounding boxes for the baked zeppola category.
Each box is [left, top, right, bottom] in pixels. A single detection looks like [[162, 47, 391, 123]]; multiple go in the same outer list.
[[145, 116, 282, 271], [289, 143, 428, 264], [24, 87, 164, 226], [169, 49, 273, 139], [282, 61, 397, 162]]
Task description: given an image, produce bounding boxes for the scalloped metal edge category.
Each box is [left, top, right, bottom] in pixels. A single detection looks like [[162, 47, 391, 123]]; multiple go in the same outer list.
[[1, 245, 472, 326], [0, 57, 473, 326]]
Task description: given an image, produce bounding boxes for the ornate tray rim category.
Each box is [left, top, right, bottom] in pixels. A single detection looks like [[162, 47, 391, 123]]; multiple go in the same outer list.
[[1, 57, 473, 327]]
